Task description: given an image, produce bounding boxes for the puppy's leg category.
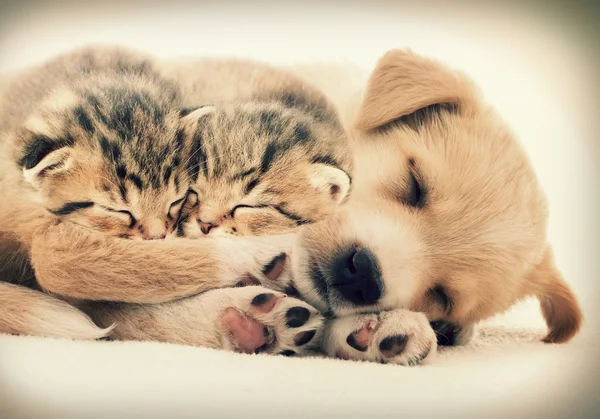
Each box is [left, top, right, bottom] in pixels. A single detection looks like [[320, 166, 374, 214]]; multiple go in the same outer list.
[[30, 221, 295, 303], [323, 310, 437, 366], [91, 286, 323, 356]]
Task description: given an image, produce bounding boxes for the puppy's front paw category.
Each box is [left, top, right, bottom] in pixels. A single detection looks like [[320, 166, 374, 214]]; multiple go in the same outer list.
[[323, 309, 436, 366], [217, 286, 323, 356]]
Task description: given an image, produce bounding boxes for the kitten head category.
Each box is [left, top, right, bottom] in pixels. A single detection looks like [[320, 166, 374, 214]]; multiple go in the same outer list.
[[16, 74, 193, 239], [179, 101, 352, 237]]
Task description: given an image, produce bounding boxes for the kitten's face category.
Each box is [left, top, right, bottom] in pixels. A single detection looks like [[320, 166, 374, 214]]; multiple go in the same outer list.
[[17, 76, 192, 239], [178, 103, 353, 237]]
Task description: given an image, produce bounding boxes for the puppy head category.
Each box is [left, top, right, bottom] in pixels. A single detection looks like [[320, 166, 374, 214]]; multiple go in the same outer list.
[[294, 50, 581, 342]]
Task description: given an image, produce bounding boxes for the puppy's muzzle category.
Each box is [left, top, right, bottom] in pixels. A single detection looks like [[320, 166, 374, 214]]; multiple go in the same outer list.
[[331, 246, 383, 306]]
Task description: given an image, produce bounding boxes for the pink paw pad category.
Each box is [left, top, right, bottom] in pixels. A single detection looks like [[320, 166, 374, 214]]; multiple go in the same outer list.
[[346, 319, 379, 352], [221, 309, 267, 354], [220, 293, 285, 354]]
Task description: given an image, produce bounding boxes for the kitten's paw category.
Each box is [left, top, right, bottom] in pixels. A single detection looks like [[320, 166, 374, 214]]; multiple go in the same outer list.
[[323, 309, 436, 366], [216, 286, 323, 356]]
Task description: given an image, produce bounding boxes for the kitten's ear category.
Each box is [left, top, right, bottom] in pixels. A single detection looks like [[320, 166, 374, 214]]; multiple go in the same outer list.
[[22, 146, 73, 188], [179, 105, 216, 128], [308, 163, 351, 205], [354, 49, 476, 131]]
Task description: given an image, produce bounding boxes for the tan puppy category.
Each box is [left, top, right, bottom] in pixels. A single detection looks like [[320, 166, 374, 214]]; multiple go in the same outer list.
[[291, 50, 583, 364]]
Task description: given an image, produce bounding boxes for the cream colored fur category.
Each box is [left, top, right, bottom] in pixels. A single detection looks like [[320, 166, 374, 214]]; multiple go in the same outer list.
[[292, 49, 583, 364], [0, 48, 582, 365]]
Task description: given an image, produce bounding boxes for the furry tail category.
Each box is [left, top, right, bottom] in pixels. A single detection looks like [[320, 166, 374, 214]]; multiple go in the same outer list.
[[529, 248, 583, 343], [0, 282, 113, 340]]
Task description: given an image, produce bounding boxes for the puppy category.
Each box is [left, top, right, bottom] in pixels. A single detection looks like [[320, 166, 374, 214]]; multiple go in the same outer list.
[[291, 50, 583, 364]]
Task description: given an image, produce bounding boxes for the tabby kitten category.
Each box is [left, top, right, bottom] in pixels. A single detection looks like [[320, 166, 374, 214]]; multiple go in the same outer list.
[[179, 100, 351, 238]]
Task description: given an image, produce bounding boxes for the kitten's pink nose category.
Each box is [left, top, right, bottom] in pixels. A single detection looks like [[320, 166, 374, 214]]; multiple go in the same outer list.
[[198, 220, 216, 235], [141, 219, 167, 240]]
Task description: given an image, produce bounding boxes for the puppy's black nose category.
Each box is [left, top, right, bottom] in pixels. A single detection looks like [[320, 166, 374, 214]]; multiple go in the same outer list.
[[331, 246, 383, 305]]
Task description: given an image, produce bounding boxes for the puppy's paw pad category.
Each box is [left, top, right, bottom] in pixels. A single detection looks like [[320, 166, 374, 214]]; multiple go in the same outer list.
[[250, 292, 284, 313], [219, 287, 324, 356], [325, 310, 436, 366], [379, 334, 408, 358], [285, 306, 310, 328], [221, 308, 267, 354], [346, 319, 379, 352]]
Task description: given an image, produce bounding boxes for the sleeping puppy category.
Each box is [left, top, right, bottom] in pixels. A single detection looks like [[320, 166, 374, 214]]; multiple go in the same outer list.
[[291, 50, 583, 365]]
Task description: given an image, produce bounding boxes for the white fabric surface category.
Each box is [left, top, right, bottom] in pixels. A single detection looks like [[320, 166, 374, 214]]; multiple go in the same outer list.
[[1, 2, 598, 418]]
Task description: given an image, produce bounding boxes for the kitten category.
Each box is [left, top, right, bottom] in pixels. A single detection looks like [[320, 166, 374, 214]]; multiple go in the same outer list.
[[0, 47, 351, 348]]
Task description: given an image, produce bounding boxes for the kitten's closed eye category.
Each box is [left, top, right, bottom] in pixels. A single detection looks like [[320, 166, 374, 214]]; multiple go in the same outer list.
[[102, 207, 137, 228], [230, 205, 299, 235]]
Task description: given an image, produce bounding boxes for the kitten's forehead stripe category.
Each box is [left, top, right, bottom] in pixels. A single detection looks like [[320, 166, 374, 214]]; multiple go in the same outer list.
[[232, 167, 257, 180], [188, 130, 207, 182], [260, 141, 278, 174], [210, 141, 223, 180], [173, 173, 180, 193], [163, 166, 173, 185], [292, 123, 311, 143], [49, 201, 94, 216], [244, 178, 260, 195], [175, 129, 186, 152], [127, 173, 143, 191], [74, 106, 95, 134], [99, 136, 122, 162], [116, 165, 127, 180]]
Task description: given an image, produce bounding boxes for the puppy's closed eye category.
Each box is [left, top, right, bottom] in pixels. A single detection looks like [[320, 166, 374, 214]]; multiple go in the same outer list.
[[428, 285, 453, 315], [403, 158, 426, 208]]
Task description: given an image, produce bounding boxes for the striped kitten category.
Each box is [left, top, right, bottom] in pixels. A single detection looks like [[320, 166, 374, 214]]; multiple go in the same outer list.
[[179, 101, 350, 237], [0, 47, 351, 351]]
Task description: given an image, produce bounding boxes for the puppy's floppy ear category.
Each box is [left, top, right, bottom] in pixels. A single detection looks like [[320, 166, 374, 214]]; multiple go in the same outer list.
[[355, 49, 475, 131]]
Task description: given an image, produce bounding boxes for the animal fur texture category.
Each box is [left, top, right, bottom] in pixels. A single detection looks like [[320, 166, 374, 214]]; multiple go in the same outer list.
[[0, 46, 351, 355], [0, 47, 582, 365], [289, 49, 583, 363]]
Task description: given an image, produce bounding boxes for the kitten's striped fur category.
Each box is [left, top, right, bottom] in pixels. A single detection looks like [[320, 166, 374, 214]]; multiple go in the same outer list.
[[0, 46, 351, 340]]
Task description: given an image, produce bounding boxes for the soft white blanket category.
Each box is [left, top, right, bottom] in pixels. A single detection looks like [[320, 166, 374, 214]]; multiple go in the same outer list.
[[1, 303, 599, 419], [1, 2, 598, 419]]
